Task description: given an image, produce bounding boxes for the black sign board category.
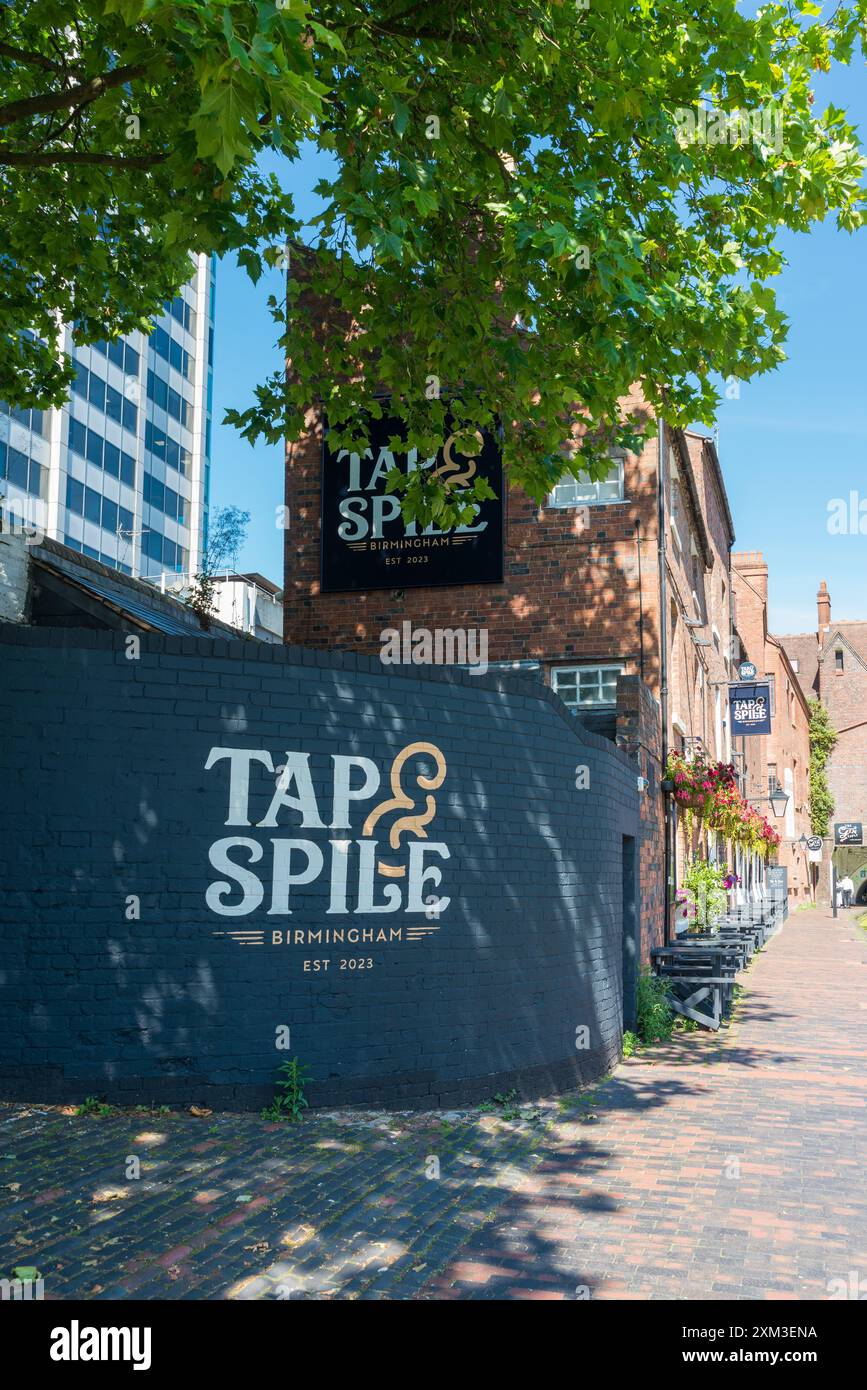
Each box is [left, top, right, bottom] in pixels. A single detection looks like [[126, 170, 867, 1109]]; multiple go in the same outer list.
[[834, 822, 863, 846], [320, 408, 504, 593], [729, 681, 772, 736], [806, 835, 823, 852], [766, 865, 788, 900]]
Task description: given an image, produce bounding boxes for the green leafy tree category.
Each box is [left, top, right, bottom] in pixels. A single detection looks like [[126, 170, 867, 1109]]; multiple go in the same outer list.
[[2, 1, 867, 522], [807, 697, 837, 837]]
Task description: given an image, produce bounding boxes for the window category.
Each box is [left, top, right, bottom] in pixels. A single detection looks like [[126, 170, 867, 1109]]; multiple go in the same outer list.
[[105, 384, 123, 424], [145, 418, 189, 475], [835, 649, 844, 672], [551, 664, 623, 713], [72, 362, 89, 399], [103, 441, 120, 478], [84, 486, 102, 525], [547, 455, 624, 508], [88, 373, 106, 412], [66, 476, 84, 514], [768, 763, 779, 794], [86, 429, 103, 468], [791, 658, 799, 673], [147, 370, 168, 412], [68, 418, 87, 457], [6, 446, 29, 489]]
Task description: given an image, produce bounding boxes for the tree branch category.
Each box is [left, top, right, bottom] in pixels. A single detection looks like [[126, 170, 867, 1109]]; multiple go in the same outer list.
[[0, 62, 151, 129], [0, 149, 168, 168], [0, 41, 80, 75]]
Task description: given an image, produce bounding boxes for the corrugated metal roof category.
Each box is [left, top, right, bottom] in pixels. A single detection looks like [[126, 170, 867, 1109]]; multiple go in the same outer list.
[[57, 567, 199, 635]]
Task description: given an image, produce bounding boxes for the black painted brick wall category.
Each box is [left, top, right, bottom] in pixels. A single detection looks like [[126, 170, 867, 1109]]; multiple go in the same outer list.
[[0, 624, 640, 1110]]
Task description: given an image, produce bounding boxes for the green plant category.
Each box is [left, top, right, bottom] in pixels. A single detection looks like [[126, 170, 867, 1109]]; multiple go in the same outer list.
[[261, 1057, 310, 1123], [808, 699, 838, 837], [635, 968, 675, 1045], [480, 1088, 520, 1120], [682, 857, 728, 931], [622, 1030, 640, 1058], [74, 1096, 116, 1117]]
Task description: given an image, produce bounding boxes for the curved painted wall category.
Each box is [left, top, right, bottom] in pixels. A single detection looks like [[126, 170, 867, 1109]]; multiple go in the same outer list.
[[0, 627, 640, 1109]]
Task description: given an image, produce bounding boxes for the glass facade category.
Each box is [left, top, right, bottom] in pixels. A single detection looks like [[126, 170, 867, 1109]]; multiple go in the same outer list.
[[0, 254, 213, 580]]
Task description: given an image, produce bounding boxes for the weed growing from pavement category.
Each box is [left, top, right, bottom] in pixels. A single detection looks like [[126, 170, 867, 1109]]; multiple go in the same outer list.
[[636, 967, 676, 1044], [74, 1097, 117, 1118], [261, 1058, 310, 1123], [479, 1089, 521, 1121]]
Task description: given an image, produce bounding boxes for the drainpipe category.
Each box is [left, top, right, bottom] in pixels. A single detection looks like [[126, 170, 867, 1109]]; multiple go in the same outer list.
[[657, 416, 673, 944]]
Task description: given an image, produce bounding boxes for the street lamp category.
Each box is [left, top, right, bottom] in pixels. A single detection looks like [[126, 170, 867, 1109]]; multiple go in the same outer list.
[[768, 787, 789, 819]]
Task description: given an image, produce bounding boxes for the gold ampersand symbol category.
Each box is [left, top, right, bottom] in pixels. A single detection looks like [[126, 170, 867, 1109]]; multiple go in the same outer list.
[[362, 741, 448, 878], [432, 432, 483, 490]]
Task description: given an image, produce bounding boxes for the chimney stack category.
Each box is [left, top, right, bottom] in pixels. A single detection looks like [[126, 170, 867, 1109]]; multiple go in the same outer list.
[[731, 551, 768, 605], [817, 580, 831, 632]]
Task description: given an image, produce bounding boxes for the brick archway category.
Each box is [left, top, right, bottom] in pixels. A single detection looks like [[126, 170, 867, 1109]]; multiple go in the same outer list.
[[833, 845, 867, 901]]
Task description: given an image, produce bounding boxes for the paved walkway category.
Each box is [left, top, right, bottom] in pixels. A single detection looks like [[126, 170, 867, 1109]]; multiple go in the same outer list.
[[1, 906, 865, 1300], [426, 905, 867, 1299]]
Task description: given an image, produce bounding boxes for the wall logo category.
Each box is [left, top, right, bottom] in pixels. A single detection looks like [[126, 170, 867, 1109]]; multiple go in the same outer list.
[[204, 740, 450, 949]]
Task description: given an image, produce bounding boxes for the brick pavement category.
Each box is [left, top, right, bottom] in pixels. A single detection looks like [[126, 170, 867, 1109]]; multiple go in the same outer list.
[[425, 906, 867, 1299], [1, 906, 864, 1300]]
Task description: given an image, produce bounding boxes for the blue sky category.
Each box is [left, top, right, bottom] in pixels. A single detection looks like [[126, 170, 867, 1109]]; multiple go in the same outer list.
[[209, 60, 867, 636]]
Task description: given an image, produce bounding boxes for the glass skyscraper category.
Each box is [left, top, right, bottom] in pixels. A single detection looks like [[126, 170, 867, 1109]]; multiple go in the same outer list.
[[0, 253, 214, 579]]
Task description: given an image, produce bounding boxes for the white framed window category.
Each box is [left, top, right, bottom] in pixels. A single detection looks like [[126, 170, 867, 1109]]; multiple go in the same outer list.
[[547, 455, 624, 508], [551, 663, 623, 713]]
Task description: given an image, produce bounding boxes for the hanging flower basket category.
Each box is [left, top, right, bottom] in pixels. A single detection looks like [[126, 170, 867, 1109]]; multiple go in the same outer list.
[[664, 752, 779, 859]]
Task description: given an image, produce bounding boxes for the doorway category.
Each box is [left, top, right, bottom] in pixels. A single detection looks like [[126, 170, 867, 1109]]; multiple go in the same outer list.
[[622, 835, 639, 1031]]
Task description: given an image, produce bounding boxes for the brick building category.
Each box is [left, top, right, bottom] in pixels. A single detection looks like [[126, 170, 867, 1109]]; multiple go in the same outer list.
[[732, 553, 812, 904], [781, 581, 867, 904], [283, 389, 772, 951]]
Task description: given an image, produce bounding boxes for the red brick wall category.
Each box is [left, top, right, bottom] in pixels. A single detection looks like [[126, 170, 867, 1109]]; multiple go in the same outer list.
[[283, 390, 661, 687], [820, 648, 867, 836], [732, 555, 813, 903]]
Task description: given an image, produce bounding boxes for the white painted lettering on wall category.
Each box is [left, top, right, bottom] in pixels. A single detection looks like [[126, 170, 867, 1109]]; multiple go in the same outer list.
[[204, 741, 450, 949]]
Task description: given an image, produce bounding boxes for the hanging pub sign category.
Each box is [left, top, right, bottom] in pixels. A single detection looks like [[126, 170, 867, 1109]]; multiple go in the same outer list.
[[834, 822, 863, 846], [320, 405, 504, 593], [729, 681, 772, 736], [738, 660, 758, 680]]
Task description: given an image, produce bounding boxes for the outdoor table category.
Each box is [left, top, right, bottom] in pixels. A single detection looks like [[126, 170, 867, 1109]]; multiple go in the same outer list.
[[651, 943, 741, 1030], [716, 919, 763, 954], [677, 932, 749, 970]]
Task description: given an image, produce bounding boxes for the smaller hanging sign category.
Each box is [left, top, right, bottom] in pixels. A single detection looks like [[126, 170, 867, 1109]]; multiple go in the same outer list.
[[834, 822, 863, 846], [729, 681, 772, 736]]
